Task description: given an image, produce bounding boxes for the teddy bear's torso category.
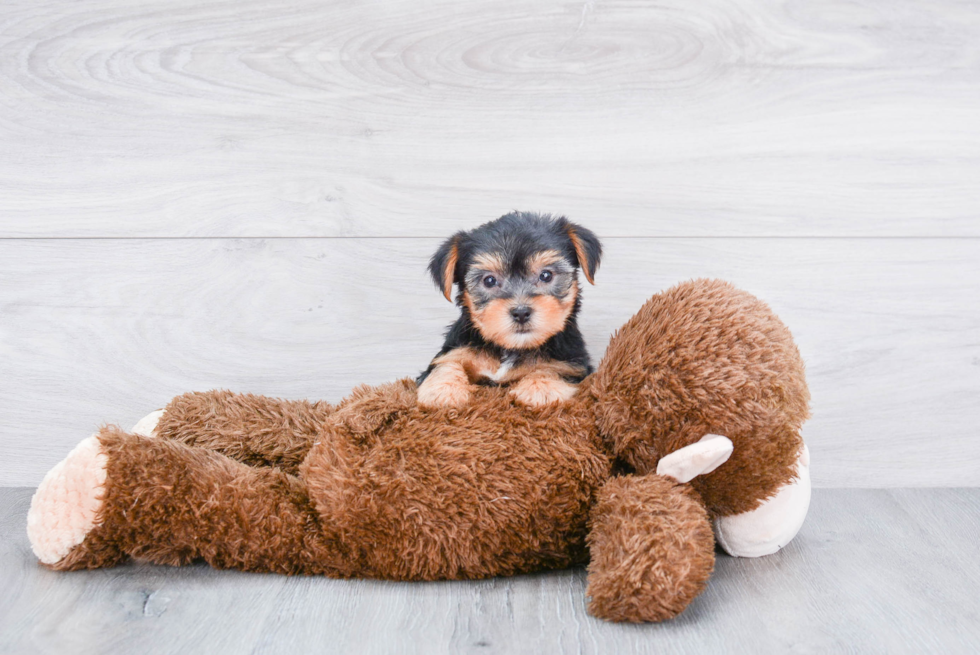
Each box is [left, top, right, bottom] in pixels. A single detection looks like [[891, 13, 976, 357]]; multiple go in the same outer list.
[[300, 381, 612, 580]]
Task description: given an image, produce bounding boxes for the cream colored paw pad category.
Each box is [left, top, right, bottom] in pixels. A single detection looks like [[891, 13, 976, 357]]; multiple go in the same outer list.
[[132, 410, 165, 437], [26, 435, 108, 564], [714, 444, 812, 558]]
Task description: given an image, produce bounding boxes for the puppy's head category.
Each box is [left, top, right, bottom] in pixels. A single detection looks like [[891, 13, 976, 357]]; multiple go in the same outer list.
[[428, 212, 601, 350]]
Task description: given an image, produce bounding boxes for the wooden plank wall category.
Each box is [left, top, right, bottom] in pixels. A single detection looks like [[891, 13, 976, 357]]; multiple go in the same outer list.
[[1, 0, 978, 487]]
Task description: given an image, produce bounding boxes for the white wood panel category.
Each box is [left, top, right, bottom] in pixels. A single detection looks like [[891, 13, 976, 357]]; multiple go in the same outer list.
[[2, 488, 979, 653], [1, 237, 977, 487], [1, 0, 979, 237]]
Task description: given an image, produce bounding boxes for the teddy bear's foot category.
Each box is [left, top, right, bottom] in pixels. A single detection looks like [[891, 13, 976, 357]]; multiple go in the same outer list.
[[132, 410, 165, 437], [27, 435, 108, 565], [714, 444, 811, 557]]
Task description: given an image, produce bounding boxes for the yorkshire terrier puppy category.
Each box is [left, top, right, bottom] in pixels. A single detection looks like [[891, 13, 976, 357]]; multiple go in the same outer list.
[[417, 211, 601, 408]]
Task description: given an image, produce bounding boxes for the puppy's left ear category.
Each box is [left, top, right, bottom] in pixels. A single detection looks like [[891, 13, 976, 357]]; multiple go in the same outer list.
[[561, 220, 602, 284], [428, 233, 462, 302]]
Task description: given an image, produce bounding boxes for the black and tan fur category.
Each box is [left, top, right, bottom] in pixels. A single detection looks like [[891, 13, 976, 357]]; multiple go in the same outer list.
[[416, 212, 602, 408]]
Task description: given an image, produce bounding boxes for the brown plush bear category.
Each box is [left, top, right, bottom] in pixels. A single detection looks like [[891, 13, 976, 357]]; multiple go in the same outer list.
[[26, 279, 810, 623]]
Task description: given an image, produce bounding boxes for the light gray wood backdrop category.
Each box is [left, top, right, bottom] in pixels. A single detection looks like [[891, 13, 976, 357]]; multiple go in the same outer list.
[[2, 0, 978, 487]]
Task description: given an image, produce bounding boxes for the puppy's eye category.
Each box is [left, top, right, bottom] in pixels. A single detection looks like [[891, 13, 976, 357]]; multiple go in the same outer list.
[[539, 270, 553, 283], [483, 275, 497, 288]]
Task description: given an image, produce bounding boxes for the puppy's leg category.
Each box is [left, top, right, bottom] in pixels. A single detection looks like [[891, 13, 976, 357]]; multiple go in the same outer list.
[[509, 370, 578, 407], [417, 361, 477, 408], [417, 347, 496, 408]]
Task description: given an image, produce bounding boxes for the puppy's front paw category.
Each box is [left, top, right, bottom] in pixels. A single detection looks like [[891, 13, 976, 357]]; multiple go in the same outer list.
[[417, 365, 474, 408], [27, 435, 107, 565], [509, 376, 578, 407]]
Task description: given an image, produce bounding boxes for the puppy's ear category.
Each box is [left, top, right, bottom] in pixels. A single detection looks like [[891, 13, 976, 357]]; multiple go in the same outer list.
[[561, 220, 602, 284], [428, 234, 462, 302]]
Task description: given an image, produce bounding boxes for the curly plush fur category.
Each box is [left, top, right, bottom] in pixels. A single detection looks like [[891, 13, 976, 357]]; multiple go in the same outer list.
[[28, 279, 809, 622], [586, 475, 716, 622], [590, 280, 810, 516]]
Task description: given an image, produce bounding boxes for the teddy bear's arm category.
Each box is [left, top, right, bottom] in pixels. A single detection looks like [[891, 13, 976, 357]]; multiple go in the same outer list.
[[28, 426, 351, 575], [144, 390, 335, 474], [585, 474, 715, 623]]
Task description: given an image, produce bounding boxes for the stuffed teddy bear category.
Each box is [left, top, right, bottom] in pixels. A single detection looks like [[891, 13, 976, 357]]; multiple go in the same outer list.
[[26, 278, 811, 623]]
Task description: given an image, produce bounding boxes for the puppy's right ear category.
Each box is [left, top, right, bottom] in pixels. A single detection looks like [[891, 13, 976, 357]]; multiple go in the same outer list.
[[428, 234, 462, 302]]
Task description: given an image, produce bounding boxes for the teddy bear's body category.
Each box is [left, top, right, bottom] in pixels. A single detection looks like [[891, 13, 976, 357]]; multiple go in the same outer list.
[[157, 381, 612, 580], [27, 279, 810, 622]]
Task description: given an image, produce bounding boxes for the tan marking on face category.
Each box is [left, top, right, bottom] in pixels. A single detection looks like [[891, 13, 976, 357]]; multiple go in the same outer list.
[[465, 292, 524, 348], [509, 373, 579, 407], [525, 250, 564, 273], [527, 279, 578, 339], [471, 252, 506, 275], [466, 280, 579, 350]]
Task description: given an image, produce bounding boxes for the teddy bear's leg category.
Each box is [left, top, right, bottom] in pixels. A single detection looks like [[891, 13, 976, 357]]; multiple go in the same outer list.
[[586, 474, 715, 622], [27, 433, 123, 568], [713, 444, 811, 557], [28, 425, 347, 576], [143, 390, 335, 474]]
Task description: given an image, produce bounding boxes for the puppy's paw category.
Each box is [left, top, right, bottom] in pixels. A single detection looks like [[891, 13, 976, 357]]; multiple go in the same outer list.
[[510, 376, 578, 407], [27, 435, 107, 565], [417, 365, 474, 408]]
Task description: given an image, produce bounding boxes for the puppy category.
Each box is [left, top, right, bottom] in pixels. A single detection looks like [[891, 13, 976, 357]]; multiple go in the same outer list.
[[416, 211, 601, 408]]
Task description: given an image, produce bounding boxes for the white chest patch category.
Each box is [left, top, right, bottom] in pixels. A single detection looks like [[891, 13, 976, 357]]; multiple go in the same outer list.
[[482, 353, 518, 383]]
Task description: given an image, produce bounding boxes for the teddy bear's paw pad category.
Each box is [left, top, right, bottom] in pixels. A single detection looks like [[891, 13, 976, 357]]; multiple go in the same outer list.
[[509, 377, 578, 407], [714, 444, 811, 558], [132, 410, 165, 437], [27, 435, 108, 564]]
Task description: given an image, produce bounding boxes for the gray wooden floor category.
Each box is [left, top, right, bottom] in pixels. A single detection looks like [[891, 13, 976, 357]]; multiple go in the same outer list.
[[2, 487, 978, 654]]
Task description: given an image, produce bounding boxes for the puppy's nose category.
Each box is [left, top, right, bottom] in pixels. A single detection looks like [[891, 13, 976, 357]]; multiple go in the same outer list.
[[510, 306, 532, 324]]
